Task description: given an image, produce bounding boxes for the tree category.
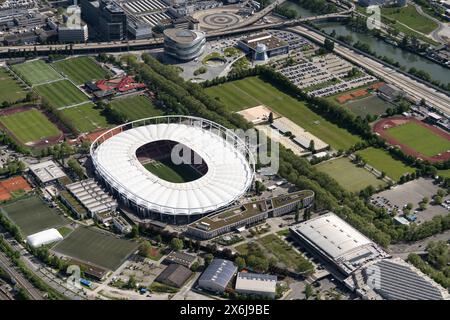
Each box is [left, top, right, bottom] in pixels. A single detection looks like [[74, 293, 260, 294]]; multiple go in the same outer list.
[[303, 207, 312, 221], [419, 202, 427, 211], [422, 197, 429, 205], [170, 238, 184, 251], [67, 158, 84, 179], [138, 241, 152, 257], [308, 139, 315, 153], [235, 257, 246, 271], [127, 275, 137, 289], [324, 38, 335, 52], [155, 234, 162, 245], [268, 112, 274, 124], [433, 195, 443, 205], [304, 283, 313, 300], [129, 225, 139, 238], [190, 261, 200, 272], [204, 253, 214, 266]]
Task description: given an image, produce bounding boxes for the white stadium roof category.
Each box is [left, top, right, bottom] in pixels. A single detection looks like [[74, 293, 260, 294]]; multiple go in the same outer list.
[[91, 118, 254, 216], [26, 228, 63, 248]]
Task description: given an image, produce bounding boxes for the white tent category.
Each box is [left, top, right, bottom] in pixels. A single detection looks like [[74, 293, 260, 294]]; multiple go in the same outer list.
[[26, 228, 63, 248]]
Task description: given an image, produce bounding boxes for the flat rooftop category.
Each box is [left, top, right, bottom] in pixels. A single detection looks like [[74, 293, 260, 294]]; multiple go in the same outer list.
[[290, 212, 389, 275], [29, 160, 67, 184], [190, 190, 314, 232], [239, 33, 288, 50]]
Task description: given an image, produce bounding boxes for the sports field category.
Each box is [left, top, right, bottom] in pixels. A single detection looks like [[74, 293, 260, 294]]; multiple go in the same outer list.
[[52, 227, 138, 270], [381, 4, 438, 35], [11, 60, 62, 86], [355, 147, 415, 181], [52, 57, 109, 85], [144, 159, 202, 183], [0, 68, 27, 103], [345, 95, 392, 118], [315, 157, 386, 193], [60, 102, 109, 133], [0, 108, 61, 144], [385, 122, 450, 157], [205, 77, 361, 150], [34, 80, 89, 109], [1, 196, 67, 236], [110, 95, 163, 121]]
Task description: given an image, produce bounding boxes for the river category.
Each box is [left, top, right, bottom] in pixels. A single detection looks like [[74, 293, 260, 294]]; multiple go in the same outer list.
[[280, 2, 450, 85]]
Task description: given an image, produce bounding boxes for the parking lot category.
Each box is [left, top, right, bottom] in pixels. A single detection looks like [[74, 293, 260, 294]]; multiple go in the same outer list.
[[371, 178, 449, 223]]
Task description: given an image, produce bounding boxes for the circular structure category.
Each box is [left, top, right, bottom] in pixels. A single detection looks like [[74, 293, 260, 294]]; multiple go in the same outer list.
[[90, 116, 255, 222], [192, 8, 243, 31], [163, 28, 206, 61]]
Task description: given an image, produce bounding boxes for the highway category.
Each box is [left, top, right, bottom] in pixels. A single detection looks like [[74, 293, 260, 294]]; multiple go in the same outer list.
[[288, 25, 450, 114]]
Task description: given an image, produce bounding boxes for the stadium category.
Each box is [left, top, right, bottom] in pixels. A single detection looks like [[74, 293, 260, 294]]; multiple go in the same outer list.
[[90, 116, 255, 224]]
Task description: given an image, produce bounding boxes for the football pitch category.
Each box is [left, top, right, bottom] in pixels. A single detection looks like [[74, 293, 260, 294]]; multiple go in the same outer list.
[[315, 157, 386, 193], [110, 95, 163, 121], [34, 80, 90, 109], [1, 196, 67, 236], [386, 122, 450, 157], [355, 147, 415, 181], [0, 68, 27, 103], [60, 102, 109, 133], [0, 108, 61, 144], [344, 95, 392, 118], [144, 159, 202, 183], [205, 76, 362, 150], [52, 227, 139, 270], [52, 57, 109, 85], [11, 60, 62, 86]]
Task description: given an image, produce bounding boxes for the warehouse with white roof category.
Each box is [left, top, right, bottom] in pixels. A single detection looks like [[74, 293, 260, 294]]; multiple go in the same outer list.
[[235, 272, 277, 298], [90, 116, 254, 224], [290, 212, 389, 276]]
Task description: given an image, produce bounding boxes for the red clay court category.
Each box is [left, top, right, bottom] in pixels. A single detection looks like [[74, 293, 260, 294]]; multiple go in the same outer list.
[[0, 176, 32, 201], [373, 116, 450, 163]]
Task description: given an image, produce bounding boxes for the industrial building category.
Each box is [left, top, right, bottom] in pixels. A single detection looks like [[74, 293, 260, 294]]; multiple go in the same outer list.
[[155, 263, 193, 288], [59, 23, 89, 43], [162, 251, 198, 268], [198, 259, 237, 293], [186, 190, 314, 240], [237, 33, 289, 61], [235, 272, 277, 298], [28, 160, 67, 186], [163, 28, 206, 61], [347, 258, 449, 300], [289, 212, 389, 276], [64, 178, 118, 220]]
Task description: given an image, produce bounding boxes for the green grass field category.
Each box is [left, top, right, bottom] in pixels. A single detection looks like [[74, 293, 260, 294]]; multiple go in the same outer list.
[[345, 95, 392, 118], [438, 169, 450, 178], [11, 60, 62, 86], [315, 157, 386, 193], [144, 158, 202, 183], [0, 68, 27, 103], [1, 196, 67, 236], [386, 122, 450, 157], [34, 80, 89, 109], [60, 102, 109, 133], [0, 109, 61, 144], [52, 57, 109, 85], [381, 4, 438, 35], [258, 234, 313, 273], [205, 77, 361, 150], [110, 95, 163, 121], [52, 227, 139, 270], [356, 147, 415, 181]]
